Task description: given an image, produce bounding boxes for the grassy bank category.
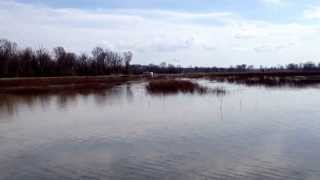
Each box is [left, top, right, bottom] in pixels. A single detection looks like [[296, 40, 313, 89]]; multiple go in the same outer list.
[[0, 75, 150, 94], [1, 71, 320, 94], [183, 71, 320, 88]]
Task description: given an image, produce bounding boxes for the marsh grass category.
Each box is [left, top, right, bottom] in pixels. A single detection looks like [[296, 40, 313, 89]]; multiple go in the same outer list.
[[146, 79, 212, 94], [0, 75, 147, 94], [212, 75, 320, 88], [211, 86, 227, 96]]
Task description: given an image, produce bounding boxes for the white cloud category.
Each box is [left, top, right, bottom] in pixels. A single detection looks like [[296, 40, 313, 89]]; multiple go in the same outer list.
[[261, 0, 283, 4], [260, 0, 288, 7], [303, 6, 320, 19], [0, 0, 320, 67]]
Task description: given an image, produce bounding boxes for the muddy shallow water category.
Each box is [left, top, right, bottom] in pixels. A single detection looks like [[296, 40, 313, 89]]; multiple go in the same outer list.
[[1, 79, 320, 180]]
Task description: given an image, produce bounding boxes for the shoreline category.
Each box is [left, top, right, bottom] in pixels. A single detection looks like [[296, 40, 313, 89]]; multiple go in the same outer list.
[[0, 75, 150, 94], [1, 71, 320, 94]]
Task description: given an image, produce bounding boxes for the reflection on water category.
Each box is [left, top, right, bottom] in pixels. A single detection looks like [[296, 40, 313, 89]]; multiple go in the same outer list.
[[1, 80, 320, 180], [0, 85, 133, 120]]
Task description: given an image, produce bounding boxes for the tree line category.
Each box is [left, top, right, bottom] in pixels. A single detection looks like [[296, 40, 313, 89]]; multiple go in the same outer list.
[[2, 38, 320, 78], [130, 62, 320, 74], [0, 39, 132, 77]]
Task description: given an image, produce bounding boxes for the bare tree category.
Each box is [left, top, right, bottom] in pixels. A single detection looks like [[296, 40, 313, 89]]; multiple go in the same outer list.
[[0, 39, 17, 76], [123, 51, 133, 74]]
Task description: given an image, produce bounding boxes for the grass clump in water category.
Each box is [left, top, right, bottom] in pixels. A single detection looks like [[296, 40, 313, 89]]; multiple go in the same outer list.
[[146, 79, 208, 94], [211, 86, 227, 96]]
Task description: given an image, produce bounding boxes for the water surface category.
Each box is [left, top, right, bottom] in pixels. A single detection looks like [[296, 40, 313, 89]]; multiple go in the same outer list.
[[1, 79, 320, 180]]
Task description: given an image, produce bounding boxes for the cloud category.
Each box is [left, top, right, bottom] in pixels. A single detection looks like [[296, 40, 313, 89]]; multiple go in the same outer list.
[[303, 6, 320, 19], [0, 0, 320, 67], [262, 0, 282, 3], [260, 0, 288, 7], [260, 0, 283, 4]]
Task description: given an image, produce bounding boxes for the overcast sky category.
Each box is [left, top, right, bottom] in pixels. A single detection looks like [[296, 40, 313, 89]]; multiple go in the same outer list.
[[1, 0, 320, 67]]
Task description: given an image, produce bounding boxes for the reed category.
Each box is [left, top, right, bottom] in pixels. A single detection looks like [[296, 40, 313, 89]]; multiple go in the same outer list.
[[146, 79, 208, 94]]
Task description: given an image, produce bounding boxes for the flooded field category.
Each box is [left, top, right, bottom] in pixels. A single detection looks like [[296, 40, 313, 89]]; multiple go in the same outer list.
[[1, 79, 320, 180]]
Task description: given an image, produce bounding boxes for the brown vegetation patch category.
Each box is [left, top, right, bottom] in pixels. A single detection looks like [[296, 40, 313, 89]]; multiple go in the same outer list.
[[211, 75, 320, 88], [146, 79, 209, 94], [211, 86, 227, 95], [0, 75, 148, 94]]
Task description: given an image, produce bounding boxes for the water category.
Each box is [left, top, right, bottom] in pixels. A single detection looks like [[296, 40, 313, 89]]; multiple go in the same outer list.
[[1, 79, 320, 180]]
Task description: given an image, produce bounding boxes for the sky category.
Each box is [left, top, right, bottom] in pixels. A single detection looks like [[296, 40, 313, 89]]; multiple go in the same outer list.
[[1, 0, 320, 67]]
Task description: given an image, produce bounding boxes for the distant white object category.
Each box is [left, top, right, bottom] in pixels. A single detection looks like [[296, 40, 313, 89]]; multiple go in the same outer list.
[[144, 72, 154, 77]]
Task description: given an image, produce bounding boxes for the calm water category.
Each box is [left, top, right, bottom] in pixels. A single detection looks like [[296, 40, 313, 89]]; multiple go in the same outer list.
[[1, 79, 320, 180]]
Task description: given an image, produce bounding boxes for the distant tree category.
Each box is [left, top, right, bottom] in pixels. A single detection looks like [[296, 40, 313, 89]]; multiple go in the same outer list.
[[92, 47, 107, 74], [0, 39, 17, 76], [54, 47, 66, 75], [17, 47, 34, 76], [54, 47, 66, 60], [303, 62, 317, 70], [76, 53, 89, 75], [287, 63, 299, 70], [123, 51, 133, 74], [35, 48, 52, 76], [160, 62, 167, 70], [247, 65, 254, 70], [236, 64, 247, 71]]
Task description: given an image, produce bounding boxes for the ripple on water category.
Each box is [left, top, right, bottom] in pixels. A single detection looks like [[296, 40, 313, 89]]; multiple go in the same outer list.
[[1, 81, 320, 180]]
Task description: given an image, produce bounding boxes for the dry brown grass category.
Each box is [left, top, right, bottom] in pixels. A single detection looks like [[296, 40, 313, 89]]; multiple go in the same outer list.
[[211, 75, 320, 88], [0, 75, 148, 94], [0, 75, 229, 95], [146, 79, 208, 94]]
